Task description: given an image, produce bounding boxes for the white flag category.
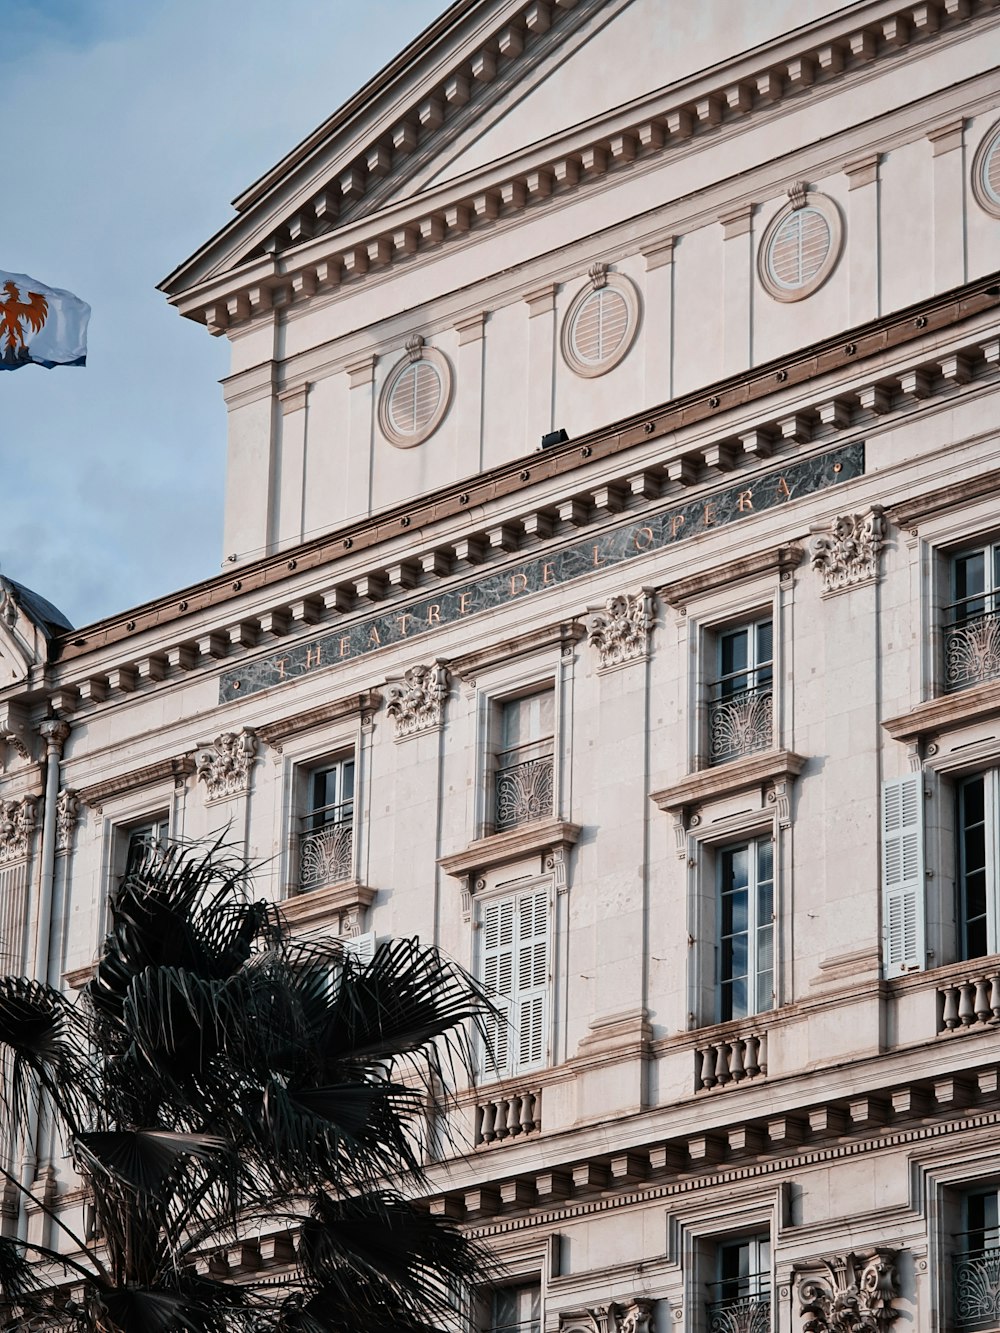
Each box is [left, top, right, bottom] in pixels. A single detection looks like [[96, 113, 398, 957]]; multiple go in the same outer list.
[[0, 271, 90, 370]]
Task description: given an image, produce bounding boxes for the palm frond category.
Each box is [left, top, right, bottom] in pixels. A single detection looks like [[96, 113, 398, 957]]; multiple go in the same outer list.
[[0, 976, 93, 1135]]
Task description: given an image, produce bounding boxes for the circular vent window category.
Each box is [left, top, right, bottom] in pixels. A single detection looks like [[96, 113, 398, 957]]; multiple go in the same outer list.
[[378, 341, 452, 448], [758, 192, 843, 303], [561, 267, 640, 378], [972, 119, 1000, 219]]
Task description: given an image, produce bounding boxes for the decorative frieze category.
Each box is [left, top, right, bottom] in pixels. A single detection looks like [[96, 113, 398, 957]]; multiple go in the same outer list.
[[810, 507, 886, 594], [55, 788, 81, 853], [0, 796, 37, 863], [797, 1249, 900, 1331], [585, 590, 654, 670], [195, 730, 258, 802], [385, 664, 449, 738]]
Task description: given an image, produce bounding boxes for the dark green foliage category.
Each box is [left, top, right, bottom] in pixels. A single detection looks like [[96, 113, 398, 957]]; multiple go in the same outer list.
[[0, 841, 495, 1331]]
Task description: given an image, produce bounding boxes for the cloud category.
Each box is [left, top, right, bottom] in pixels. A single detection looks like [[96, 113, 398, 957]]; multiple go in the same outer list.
[[1, 0, 441, 628]]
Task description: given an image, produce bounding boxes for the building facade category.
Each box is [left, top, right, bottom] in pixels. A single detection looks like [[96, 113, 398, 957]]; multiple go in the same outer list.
[[3, 0, 1000, 1328]]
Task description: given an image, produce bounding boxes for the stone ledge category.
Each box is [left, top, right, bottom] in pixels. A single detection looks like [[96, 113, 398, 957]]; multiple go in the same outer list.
[[886, 466, 1000, 529], [256, 690, 381, 748], [278, 881, 376, 930], [883, 679, 1000, 745], [660, 544, 801, 608], [77, 754, 195, 810], [439, 818, 582, 880], [650, 749, 806, 814]]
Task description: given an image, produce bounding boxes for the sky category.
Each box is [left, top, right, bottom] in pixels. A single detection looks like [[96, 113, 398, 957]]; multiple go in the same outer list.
[[2, 0, 442, 630]]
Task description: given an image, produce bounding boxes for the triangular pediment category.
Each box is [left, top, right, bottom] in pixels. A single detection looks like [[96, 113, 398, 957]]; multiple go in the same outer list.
[[161, 0, 861, 310]]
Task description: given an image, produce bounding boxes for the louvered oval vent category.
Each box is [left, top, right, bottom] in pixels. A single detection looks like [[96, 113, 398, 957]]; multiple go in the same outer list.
[[378, 339, 453, 448], [388, 361, 441, 437], [561, 266, 640, 378], [571, 288, 630, 366], [973, 121, 1000, 219], [758, 188, 843, 303], [768, 207, 831, 291]]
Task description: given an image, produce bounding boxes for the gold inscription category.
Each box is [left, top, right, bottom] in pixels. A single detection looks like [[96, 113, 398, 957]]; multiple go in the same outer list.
[[737, 489, 754, 512]]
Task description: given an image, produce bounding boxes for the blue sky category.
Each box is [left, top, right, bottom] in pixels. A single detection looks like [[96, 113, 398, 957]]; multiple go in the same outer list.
[[2, 0, 441, 629]]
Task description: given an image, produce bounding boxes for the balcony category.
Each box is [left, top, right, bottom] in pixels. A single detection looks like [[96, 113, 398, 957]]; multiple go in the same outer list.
[[495, 745, 554, 832], [954, 1246, 1000, 1330], [708, 683, 773, 765], [298, 812, 353, 890], [707, 1290, 771, 1333], [696, 1027, 768, 1091], [939, 970, 1000, 1033], [474, 1086, 542, 1147], [944, 605, 1000, 692]]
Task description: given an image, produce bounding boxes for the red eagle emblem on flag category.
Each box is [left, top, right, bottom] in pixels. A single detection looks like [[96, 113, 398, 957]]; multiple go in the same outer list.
[[0, 280, 49, 362]]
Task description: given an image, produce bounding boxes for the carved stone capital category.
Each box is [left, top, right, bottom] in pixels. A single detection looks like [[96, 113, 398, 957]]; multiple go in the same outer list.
[[559, 1301, 654, 1333], [385, 664, 449, 739], [39, 718, 71, 752], [810, 507, 885, 594], [797, 1248, 901, 1331], [0, 795, 38, 863], [55, 788, 81, 853], [585, 590, 654, 670], [195, 730, 258, 802]]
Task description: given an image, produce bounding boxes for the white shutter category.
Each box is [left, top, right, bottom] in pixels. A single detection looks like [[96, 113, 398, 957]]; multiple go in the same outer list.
[[343, 930, 377, 965], [514, 889, 549, 1071], [481, 897, 516, 1076], [881, 775, 926, 978]]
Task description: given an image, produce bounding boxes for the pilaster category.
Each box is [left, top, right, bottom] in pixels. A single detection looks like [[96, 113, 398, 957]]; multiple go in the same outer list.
[[524, 284, 557, 447], [844, 153, 881, 324], [719, 205, 754, 375], [456, 313, 486, 473], [927, 118, 966, 292], [641, 237, 675, 405], [346, 354, 377, 525]]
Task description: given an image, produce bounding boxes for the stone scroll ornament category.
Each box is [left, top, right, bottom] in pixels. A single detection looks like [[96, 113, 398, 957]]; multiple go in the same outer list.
[[55, 788, 81, 853], [559, 1301, 654, 1333], [798, 1249, 900, 1332], [585, 590, 655, 669], [810, 507, 886, 594], [385, 664, 449, 738], [0, 795, 37, 863], [195, 730, 258, 802]]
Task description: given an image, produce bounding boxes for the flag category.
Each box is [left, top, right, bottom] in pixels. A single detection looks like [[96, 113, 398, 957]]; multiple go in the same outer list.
[[0, 271, 90, 370]]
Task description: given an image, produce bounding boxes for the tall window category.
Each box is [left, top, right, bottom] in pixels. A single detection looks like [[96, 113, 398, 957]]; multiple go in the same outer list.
[[719, 838, 774, 1022], [708, 619, 774, 764], [708, 1235, 771, 1332], [945, 543, 1000, 691], [479, 888, 549, 1079], [953, 1190, 1000, 1331], [488, 1285, 541, 1333], [958, 773, 999, 961], [121, 815, 169, 876], [494, 689, 555, 832], [298, 754, 355, 891]]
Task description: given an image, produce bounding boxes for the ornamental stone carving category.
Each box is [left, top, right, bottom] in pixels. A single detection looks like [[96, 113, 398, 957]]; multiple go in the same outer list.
[[55, 788, 81, 853], [195, 730, 258, 802], [810, 507, 886, 594], [559, 1300, 654, 1333], [585, 591, 654, 670], [798, 1249, 900, 1332], [0, 796, 37, 863], [0, 579, 17, 630], [385, 664, 449, 738]]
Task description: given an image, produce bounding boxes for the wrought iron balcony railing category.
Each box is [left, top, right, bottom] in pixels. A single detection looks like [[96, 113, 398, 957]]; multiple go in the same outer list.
[[298, 813, 353, 890], [707, 1291, 771, 1333], [944, 606, 1000, 691], [953, 1245, 1000, 1328], [707, 682, 773, 765], [494, 746, 554, 831]]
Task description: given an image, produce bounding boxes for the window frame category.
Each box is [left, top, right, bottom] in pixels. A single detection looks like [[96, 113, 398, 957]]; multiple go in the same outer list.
[[717, 835, 776, 1024], [703, 610, 776, 769], [295, 748, 359, 894], [756, 190, 844, 303], [957, 769, 1000, 963], [490, 685, 557, 836]]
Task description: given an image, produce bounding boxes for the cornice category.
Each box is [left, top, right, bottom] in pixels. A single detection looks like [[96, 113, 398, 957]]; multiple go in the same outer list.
[[446, 621, 584, 680], [38, 280, 1000, 720], [278, 881, 377, 929], [882, 679, 1000, 745], [439, 817, 581, 879], [76, 755, 195, 812], [659, 544, 802, 608], [254, 690, 381, 749], [652, 750, 806, 815], [885, 466, 1000, 530], [167, 0, 996, 332]]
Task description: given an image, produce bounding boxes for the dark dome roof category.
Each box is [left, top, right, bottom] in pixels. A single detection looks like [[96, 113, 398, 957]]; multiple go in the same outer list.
[[6, 579, 74, 638]]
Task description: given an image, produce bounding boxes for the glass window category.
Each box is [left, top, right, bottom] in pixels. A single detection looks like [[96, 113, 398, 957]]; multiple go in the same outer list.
[[945, 543, 1000, 691], [708, 1235, 771, 1330], [953, 1189, 1000, 1331], [958, 773, 999, 961], [121, 815, 169, 875], [708, 619, 774, 764], [489, 1285, 541, 1333], [719, 838, 774, 1022], [298, 754, 355, 891], [494, 688, 555, 832]]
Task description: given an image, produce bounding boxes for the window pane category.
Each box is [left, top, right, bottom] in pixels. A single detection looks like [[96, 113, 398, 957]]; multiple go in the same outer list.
[[722, 976, 747, 1022], [721, 628, 749, 677], [722, 888, 749, 936], [723, 932, 748, 979], [723, 846, 749, 890], [757, 968, 774, 1014], [756, 620, 774, 665], [757, 838, 774, 884], [962, 776, 986, 828]]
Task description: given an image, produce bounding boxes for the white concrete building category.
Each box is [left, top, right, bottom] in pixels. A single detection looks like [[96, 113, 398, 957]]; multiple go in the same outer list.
[[3, 0, 1000, 1328]]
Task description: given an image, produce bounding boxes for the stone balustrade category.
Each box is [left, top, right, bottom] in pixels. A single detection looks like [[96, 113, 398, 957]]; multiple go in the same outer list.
[[939, 973, 1000, 1032], [696, 1029, 768, 1090], [475, 1087, 542, 1146]]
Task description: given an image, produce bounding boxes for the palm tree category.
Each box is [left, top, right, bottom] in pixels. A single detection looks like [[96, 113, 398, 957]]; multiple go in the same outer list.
[[0, 841, 494, 1331]]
